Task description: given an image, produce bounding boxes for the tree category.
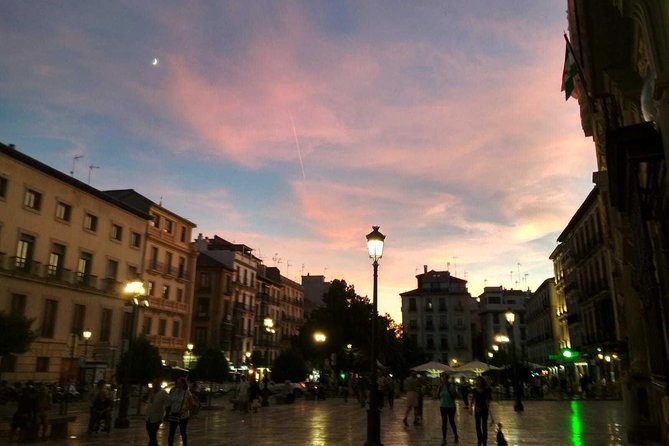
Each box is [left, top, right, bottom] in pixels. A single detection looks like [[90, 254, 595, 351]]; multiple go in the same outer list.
[[0, 311, 36, 381], [271, 349, 308, 383], [115, 336, 162, 386], [192, 348, 229, 407]]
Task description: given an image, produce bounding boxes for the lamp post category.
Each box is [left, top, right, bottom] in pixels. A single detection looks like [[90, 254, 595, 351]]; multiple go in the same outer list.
[[365, 225, 385, 446], [186, 343, 194, 368], [505, 309, 524, 412], [82, 329, 92, 358], [115, 280, 149, 428], [262, 317, 275, 407]]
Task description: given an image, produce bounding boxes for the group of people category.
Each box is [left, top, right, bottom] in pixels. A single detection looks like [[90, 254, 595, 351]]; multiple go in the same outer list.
[[9, 381, 52, 442], [403, 372, 506, 446], [144, 376, 196, 446]]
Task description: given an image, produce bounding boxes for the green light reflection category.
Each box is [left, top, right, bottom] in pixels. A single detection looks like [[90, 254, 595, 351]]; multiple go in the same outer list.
[[570, 400, 583, 446]]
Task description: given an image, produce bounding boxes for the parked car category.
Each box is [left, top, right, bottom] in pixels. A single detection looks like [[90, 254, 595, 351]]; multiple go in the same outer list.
[[267, 381, 306, 397]]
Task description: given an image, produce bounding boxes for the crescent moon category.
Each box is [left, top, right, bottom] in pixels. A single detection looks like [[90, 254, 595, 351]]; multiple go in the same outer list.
[[152, 58, 159, 66]]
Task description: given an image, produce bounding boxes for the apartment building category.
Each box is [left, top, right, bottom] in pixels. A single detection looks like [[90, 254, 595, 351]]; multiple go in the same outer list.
[[0, 143, 150, 383], [525, 278, 560, 366], [301, 274, 330, 317], [400, 267, 474, 364], [256, 266, 282, 370], [192, 251, 235, 360], [195, 235, 261, 366], [105, 190, 197, 367], [280, 275, 304, 351], [565, 2, 668, 441], [549, 186, 621, 386], [477, 286, 529, 361]]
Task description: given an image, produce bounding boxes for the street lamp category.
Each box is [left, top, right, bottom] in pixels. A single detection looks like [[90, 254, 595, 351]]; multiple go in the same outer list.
[[186, 343, 194, 368], [365, 225, 385, 446], [262, 317, 275, 407], [505, 309, 524, 412], [82, 329, 92, 358], [115, 279, 149, 428]]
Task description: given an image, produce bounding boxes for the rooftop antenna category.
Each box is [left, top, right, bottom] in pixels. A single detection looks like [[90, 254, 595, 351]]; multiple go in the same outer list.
[[272, 253, 281, 266], [453, 256, 458, 276], [70, 155, 83, 176], [517, 262, 522, 284], [447, 262, 451, 271], [286, 260, 291, 276], [88, 165, 99, 184], [301, 264, 305, 276], [510, 271, 514, 288], [158, 196, 163, 206], [323, 267, 328, 278]]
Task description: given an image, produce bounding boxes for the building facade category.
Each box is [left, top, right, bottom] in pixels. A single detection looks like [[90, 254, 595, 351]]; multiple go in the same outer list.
[[400, 267, 474, 364], [301, 274, 330, 318], [565, 1, 669, 441], [477, 286, 530, 364], [525, 278, 560, 366], [0, 143, 150, 383], [105, 190, 198, 367]]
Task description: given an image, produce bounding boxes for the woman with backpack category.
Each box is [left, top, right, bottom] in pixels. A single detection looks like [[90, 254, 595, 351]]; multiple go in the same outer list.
[[438, 372, 459, 444]]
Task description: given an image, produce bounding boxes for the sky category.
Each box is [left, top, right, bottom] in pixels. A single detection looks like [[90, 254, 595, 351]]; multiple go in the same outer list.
[[0, 1, 596, 322]]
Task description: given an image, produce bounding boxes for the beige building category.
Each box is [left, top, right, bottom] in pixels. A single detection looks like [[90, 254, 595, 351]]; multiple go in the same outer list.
[[477, 286, 530, 361], [400, 267, 475, 365], [525, 278, 560, 367], [0, 143, 150, 383], [105, 190, 197, 367], [280, 275, 304, 351]]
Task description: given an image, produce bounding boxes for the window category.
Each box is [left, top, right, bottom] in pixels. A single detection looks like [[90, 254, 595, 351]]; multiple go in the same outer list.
[[111, 224, 123, 241], [440, 335, 449, 349], [158, 319, 166, 336], [106, 259, 118, 280], [408, 319, 417, 329], [151, 213, 160, 228], [147, 281, 155, 296], [24, 188, 42, 210], [84, 213, 98, 231], [100, 309, 112, 342], [487, 296, 501, 304], [127, 265, 138, 279], [76, 252, 93, 283], [71, 304, 86, 334], [197, 298, 210, 317], [15, 233, 35, 271], [165, 252, 173, 272], [130, 232, 141, 248], [172, 321, 180, 338], [41, 299, 58, 338], [164, 219, 173, 233], [36, 357, 49, 373], [0, 176, 7, 199], [180, 227, 187, 243], [408, 298, 417, 311], [47, 243, 66, 277], [199, 273, 211, 290], [10, 294, 27, 317], [142, 317, 152, 335], [426, 299, 433, 311], [150, 246, 158, 269], [195, 327, 207, 345], [162, 285, 170, 299], [122, 312, 133, 339], [178, 257, 186, 278], [176, 288, 184, 302], [55, 202, 71, 222]]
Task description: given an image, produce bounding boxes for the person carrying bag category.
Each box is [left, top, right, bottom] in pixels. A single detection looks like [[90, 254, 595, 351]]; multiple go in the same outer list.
[[166, 377, 194, 446]]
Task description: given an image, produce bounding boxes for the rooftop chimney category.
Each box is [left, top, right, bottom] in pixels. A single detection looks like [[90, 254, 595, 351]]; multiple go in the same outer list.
[[424, 265, 428, 273]]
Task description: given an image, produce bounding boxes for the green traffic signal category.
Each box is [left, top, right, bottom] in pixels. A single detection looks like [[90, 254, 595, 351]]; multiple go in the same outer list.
[[561, 348, 579, 359]]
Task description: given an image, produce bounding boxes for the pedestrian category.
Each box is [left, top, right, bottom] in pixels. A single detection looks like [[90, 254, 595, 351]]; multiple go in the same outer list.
[[88, 379, 112, 434], [385, 375, 395, 409], [167, 377, 194, 446], [35, 383, 52, 440], [145, 377, 170, 446], [9, 382, 37, 442], [460, 381, 470, 409], [358, 376, 368, 409], [415, 373, 425, 425], [235, 375, 250, 412], [471, 376, 492, 446], [438, 372, 459, 444], [402, 371, 419, 427]]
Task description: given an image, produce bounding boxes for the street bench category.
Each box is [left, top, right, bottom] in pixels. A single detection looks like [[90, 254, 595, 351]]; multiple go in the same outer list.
[[48, 415, 77, 439]]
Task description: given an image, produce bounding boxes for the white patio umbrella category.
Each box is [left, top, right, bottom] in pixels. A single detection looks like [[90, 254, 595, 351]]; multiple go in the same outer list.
[[411, 361, 455, 375], [455, 360, 501, 374]]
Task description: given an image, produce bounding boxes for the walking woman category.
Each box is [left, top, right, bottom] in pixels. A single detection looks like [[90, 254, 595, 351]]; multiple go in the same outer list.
[[438, 372, 458, 444], [167, 377, 194, 446], [471, 376, 492, 446]]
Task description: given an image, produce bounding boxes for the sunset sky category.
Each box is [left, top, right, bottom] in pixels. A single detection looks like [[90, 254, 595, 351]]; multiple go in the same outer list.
[[0, 1, 596, 322]]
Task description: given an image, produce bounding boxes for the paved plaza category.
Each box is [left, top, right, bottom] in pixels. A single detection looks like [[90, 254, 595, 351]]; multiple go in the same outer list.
[[0, 396, 659, 446]]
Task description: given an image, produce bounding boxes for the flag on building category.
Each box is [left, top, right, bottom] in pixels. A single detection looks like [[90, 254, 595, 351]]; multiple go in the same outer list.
[[561, 37, 580, 101]]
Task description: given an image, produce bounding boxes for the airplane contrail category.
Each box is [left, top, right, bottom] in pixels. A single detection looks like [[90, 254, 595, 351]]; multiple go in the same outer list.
[[290, 114, 306, 181]]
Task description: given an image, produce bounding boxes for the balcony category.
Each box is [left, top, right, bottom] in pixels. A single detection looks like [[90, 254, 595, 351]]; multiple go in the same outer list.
[[145, 335, 187, 351], [148, 296, 189, 314]]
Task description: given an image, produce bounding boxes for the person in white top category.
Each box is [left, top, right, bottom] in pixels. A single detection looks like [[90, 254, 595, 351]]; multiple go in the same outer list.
[[167, 377, 194, 446], [145, 377, 170, 446]]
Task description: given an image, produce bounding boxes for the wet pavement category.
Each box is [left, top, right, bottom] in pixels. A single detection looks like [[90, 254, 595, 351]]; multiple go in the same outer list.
[[0, 395, 660, 445]]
